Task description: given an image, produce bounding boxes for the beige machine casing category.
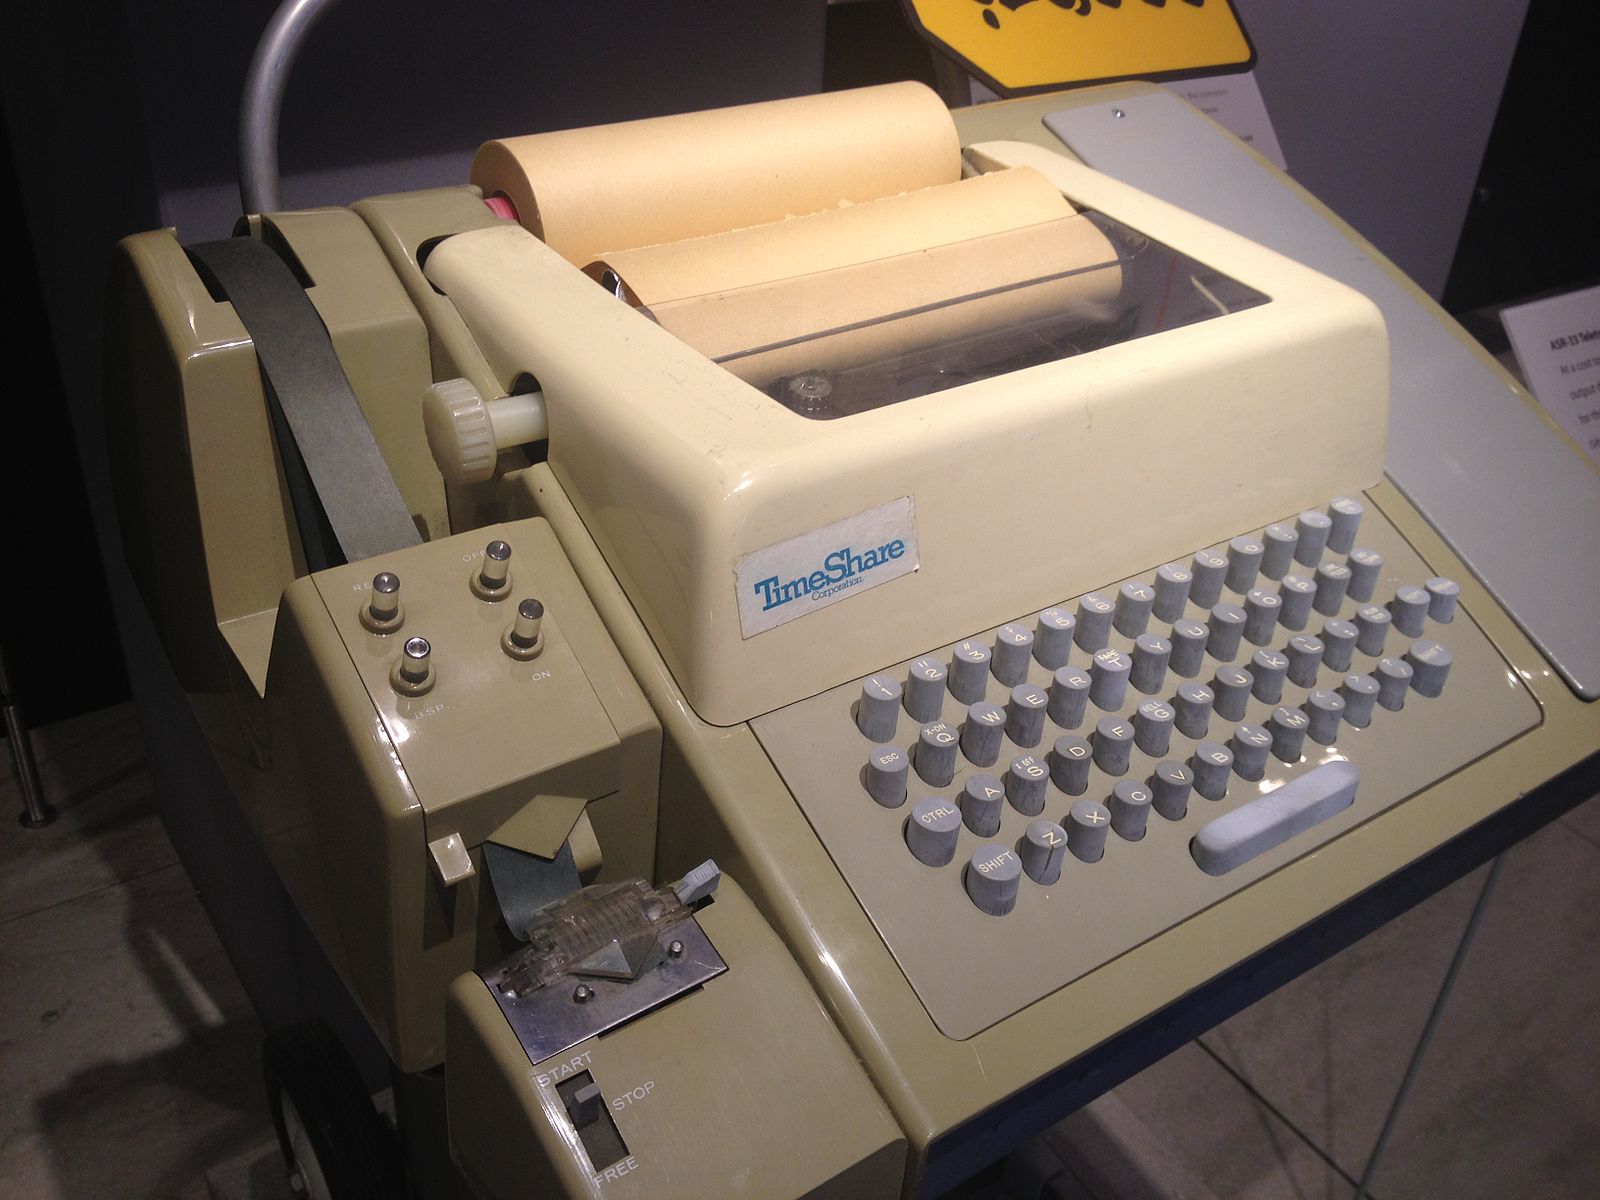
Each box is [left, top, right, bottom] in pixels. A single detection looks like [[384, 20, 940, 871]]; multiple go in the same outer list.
[[426, 141, 1387, 726], [101, 82, 1597, 1199]]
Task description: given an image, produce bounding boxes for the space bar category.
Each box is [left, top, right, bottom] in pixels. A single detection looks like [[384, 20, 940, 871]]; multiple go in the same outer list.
[[1191, 761, 1360, 876]]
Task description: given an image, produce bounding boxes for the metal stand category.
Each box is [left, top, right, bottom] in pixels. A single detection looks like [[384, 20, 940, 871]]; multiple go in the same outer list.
[[1353, 852, 1506, 1199], [2, 644, 56, 828]]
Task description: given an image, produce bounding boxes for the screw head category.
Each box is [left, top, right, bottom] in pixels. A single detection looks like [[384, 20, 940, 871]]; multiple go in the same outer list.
[[572, 984, 594, 1004]]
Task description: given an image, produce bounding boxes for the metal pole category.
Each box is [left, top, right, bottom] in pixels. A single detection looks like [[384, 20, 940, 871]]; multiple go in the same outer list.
[[239, 0, 344, 214], [1, 644, 55, 828], [1353, 852, 1506, 1199]]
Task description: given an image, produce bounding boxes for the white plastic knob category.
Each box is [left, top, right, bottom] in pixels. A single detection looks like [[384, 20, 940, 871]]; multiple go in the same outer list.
[[422, 377, 548, 485]]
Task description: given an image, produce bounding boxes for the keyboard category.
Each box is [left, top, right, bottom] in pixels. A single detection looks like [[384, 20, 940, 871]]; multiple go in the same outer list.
[[752, 494, 1539, 1039]]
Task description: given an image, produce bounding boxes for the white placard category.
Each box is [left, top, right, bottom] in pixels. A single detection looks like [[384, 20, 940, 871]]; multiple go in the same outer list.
[[1163, 72, 1286, 170], [735, 498, 919, 638], [1500, 284, 1600, 470], [971, 71, 1286, 170]]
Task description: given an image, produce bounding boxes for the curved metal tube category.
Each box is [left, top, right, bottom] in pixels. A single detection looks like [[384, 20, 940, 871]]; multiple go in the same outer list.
[[238, 0, 343, 214]]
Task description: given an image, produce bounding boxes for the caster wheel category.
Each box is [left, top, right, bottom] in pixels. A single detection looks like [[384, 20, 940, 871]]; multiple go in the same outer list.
[[263, 1020, 404, 1200]]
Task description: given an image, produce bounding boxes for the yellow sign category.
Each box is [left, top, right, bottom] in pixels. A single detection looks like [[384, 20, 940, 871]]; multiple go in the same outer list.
[[902, 0, 1254, 95]]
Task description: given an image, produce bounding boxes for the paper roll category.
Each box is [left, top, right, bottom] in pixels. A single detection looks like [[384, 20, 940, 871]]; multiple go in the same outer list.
[[588, 167, 1076, 309], [471, 82, 960, 268], [588, 169, 1123, 385]]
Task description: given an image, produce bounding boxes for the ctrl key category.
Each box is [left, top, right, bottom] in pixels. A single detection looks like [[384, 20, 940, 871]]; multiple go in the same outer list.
[[906, 798, 961, 867], [1192, 761, 1360, 875]]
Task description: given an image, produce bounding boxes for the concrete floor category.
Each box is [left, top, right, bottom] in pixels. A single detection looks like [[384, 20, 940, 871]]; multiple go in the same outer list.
[[3, 703, 1598, 1199]]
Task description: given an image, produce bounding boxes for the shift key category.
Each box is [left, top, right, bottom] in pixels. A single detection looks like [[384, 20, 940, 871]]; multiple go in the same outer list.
[[1190, 761, 1359, 876]]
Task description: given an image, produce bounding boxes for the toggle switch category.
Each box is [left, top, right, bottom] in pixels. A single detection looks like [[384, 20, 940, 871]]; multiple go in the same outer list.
[[471, 540, 513, 600], [360, 571, 405, 633], [502, 597, 546, 660], [391, 635, 436, 696]]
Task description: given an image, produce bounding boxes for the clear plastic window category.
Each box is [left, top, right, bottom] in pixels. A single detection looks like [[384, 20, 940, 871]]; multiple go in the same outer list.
[[640, 211, 1269, 420]]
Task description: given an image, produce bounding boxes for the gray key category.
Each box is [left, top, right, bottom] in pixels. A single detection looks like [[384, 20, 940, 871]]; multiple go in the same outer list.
[[1092, 715, 1135, 776], [1339, 673, 1380, 728], [1191, 761, 1359, 876], [1212, 665, 1253, 721], [1006, 682, 1050, 748], [1425, 577, 1461, 624], [1134, 699, 1176, 757], [1313, 561, 1352, 616], [1227, 535, 1265, 594], [961, 701, 1007, 766], [1278, 573, 1316, 631], [1154, 562, 1193, 622], [1006, 753, 1050, 815], [1130, 633, 1172, 695], [1243, 587, 1282, 646], [1207, 603, 1247, 661], [1075, 593, 1116, 651], [1286, 634, 1325, 688], [966, 845, 1023, 915], [1048, 666, 1091, 729], [1261, 522, 1298, 580], [1190, 548, 1228, 608], [1115, 580, 1156, 638], [950, 640, 991, 703], [1035, 608, 1076, 669], [865, 746, 909, 808], [905, 657, 947, 723], [1346, 548, 1384, 603], [1250, 648, 1289, 705], [1326, 496, 1364, 554], [1405, 640, 1453, 698], [857, 675, 901, 742], [993, 623, 1034, 686], [1170, 619, 1209, 677], [905, 797, 961, 867], [1321, 618, 1359, 673], [915, 721, 960, 786], [1389, 586, 1430, 638], [1304, 689, 1346, 745], [1190, 740, 1234, 800], [1049, 734, 1093, 795], [1231, 724, 1272, 781], [961, 774, 1006, 837], [1066, 799, 1112, 863], [1354, 604, 1392, 656], [1151, 760, 1194, 820], [1110, 779, 1153, 841], [1375, 657, 1414, 711], [1089, 647, 1132, 711], [1294, 510, 1332, 565], [1020, 820, 1068, 884], [1268, 705, 1310, 763], [1173, 681, 1214, 738]]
